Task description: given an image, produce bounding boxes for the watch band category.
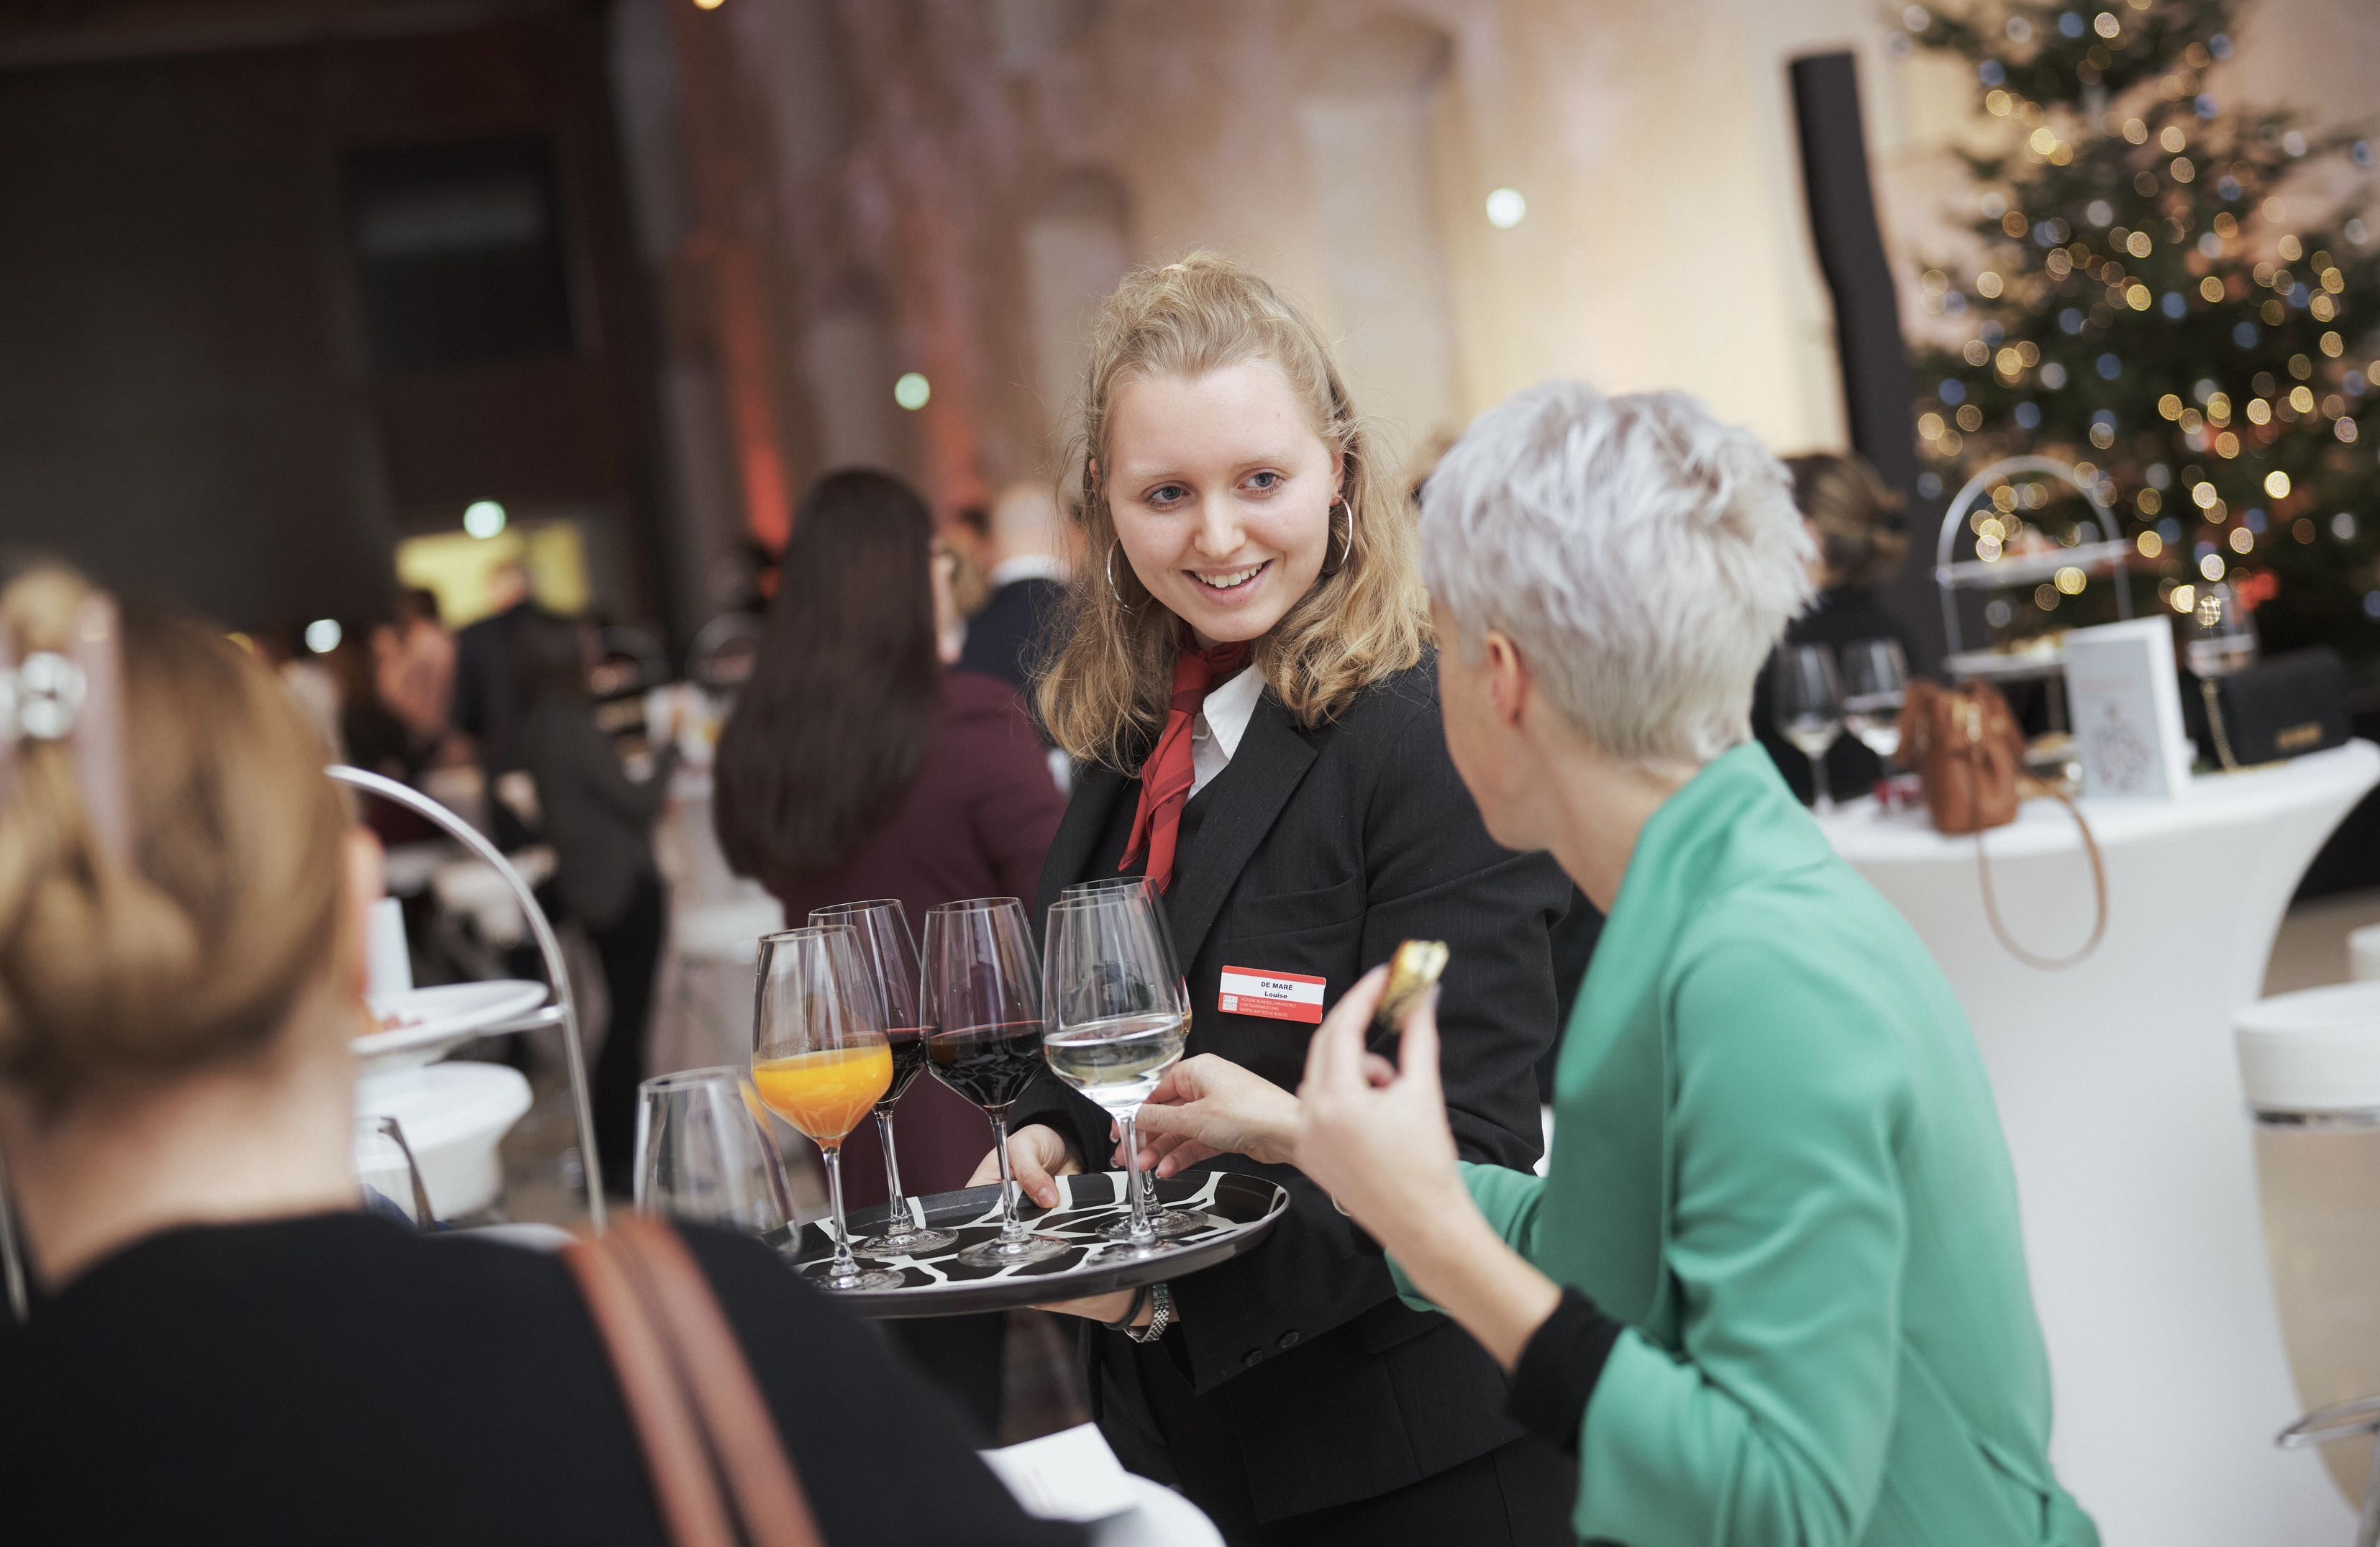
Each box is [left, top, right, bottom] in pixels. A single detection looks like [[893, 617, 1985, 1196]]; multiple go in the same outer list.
[[1126, 1282, 1173, 1343]]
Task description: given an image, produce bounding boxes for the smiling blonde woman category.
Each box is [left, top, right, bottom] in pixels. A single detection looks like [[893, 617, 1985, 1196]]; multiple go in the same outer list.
[[980, 254, 1589, 1545]]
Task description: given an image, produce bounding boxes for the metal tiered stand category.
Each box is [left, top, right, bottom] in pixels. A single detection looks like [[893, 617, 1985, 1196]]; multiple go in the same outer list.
[[1936, 454, 2134, 695], [0, 765, 610, 1323]]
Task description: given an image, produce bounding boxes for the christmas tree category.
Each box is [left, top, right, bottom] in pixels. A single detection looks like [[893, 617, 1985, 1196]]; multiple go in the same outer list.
[[1899, 0, 2379, 670]]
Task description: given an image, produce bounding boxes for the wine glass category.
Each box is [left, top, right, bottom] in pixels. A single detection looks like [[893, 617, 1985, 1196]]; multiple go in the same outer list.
[[1838, 639, 1911, 765], [810, 900, 959, 1258], [1056, 877, 1209, 1238], [921, 898, 1068, 1268], [354, 1115, 434, 1228], [752, 927, 902, 1292], [2184, 582, 2260, 678], [1775, 644, 1846, 812], [1044, 890, 1190, 1255], [633, 1067, 795, 1236]]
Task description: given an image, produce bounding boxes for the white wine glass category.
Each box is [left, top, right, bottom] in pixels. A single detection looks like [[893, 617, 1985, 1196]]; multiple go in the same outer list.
[[1044, 890, 1190, 1255], [633, 1068, 795, 1236], [1838, 639, 1910, 765], [1776, 644, 1846, 811]]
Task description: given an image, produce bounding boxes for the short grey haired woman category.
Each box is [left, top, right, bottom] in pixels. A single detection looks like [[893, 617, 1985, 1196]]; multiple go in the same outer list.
[[1134, 383, 2095, 1546]]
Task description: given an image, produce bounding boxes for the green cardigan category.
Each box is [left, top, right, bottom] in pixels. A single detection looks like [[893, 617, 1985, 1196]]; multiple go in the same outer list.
[[1397, 746, 2095, 1546]]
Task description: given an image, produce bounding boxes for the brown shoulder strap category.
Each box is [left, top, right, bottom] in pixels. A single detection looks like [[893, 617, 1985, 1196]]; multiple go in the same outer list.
[[608, 1218, 826, 1547], [1973, 780, 2109, 972], [560, 1230, 741, 1547]]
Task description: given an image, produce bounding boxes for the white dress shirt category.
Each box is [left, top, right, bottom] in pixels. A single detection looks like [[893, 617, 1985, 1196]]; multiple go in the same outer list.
[[1190, 666, 1263, 797]]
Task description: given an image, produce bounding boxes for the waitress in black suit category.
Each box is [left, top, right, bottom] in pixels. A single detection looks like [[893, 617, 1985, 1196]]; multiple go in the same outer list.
[[972, 253, 1580, 1545]]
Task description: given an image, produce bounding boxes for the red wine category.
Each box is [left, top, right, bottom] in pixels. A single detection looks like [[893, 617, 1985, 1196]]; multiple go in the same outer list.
[[929, 1020, 1047, 1110], [880, 1026, 930, 1106]]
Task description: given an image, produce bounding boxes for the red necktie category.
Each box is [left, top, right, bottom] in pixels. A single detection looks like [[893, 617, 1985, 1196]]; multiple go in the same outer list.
[[1121, 639, 1251, 893]]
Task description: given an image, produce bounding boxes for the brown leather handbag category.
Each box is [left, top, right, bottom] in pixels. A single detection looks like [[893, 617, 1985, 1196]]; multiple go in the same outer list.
[[562, 1216, 826, 1547], [1897, 678, 2108, 972]]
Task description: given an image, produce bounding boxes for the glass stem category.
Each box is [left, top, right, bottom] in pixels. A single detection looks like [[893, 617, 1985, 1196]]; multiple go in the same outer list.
[[1810, 749, 1836, 813], [875, 1105, 906, 1224], [1120, 1110, 1156, 1245], [822, 1144, 856, 1284], [988, 1110, 1029, 1243]]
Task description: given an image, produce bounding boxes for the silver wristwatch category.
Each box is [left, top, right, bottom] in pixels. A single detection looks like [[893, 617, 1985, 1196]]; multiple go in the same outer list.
[[1127, 1281, 1174, 1343]]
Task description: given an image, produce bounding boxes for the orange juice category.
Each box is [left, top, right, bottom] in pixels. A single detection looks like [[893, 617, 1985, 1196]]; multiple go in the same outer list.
[[752, 1045, 892, 1145]]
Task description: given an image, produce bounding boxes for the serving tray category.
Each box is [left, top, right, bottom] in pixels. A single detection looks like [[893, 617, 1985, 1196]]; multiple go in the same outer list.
[[775, 1171, 1288, 1318]]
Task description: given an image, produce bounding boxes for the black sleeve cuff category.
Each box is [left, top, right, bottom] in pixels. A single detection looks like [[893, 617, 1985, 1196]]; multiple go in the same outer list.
[[1508, 1287, 1622, 1454]]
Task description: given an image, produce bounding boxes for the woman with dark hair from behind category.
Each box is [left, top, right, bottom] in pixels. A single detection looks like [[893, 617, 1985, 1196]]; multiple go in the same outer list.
[[713, 467, 1064, 1431], [1754, 451, 1916, 804], [515, 611, 675, 1191]]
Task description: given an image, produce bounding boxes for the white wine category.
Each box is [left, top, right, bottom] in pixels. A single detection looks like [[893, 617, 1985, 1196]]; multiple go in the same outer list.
[[1782, 713, 1841, 761], [1044, 1011, 1187, 1114]]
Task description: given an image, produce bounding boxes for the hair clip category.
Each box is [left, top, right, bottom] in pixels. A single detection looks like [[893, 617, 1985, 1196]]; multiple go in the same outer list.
[[1, 651, 88, 741], [0, 594, 132, 868]]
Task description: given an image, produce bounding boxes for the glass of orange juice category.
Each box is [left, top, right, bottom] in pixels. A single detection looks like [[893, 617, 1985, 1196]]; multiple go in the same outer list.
[[752, 926, 900, 1292]]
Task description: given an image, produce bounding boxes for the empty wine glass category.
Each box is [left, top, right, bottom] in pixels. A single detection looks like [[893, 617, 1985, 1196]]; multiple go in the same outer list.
[[354, 1115, 434, 1228], [2184, 582, 2260, 679], [922, 898, 1067, 1268], [811, 900, 958, 1258], [1056, 877, 1208, 1238], [1775, 644, 1846, 812], [1044, 890, 1190, 1255], [633, 1067, 795, 1236], [1838, 639, 1911, 765], [752, 927, 901, 1292]]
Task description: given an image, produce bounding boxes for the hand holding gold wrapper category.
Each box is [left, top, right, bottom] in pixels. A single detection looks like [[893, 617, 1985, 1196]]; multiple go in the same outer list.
[[1374, 939, 1449, 1032]]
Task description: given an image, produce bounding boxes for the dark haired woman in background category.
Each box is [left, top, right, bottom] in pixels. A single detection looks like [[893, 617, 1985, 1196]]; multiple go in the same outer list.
[[1754, 451, 1915, 804], [516, 612, 678, 1191], [713, 467, 1064, 1431]]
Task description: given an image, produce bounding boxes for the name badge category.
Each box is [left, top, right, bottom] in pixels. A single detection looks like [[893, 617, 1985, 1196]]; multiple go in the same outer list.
[[1218, 966, 1326, 1025]]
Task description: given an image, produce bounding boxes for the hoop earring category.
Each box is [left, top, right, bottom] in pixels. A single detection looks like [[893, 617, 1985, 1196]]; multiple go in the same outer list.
[[1106, 546, 1134, 608], [1323, 500, 1354, 576]]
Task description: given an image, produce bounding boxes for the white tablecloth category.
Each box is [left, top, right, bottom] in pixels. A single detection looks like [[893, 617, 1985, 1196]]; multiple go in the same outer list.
[[1819, 740, 2380, 1546]]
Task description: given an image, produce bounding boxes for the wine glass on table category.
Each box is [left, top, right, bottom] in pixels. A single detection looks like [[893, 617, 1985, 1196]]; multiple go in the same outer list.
[[633, 1067, 794, 1237], [1775, 643, 1846, 813], [1838, 639, 1910, 767], [810, 900, 959, 1259], [752, 927, 903, 1292], [1044, 890, 1192, 1255], [921, 898, 1068, 1268], [1057, 877, 1209, 1238]]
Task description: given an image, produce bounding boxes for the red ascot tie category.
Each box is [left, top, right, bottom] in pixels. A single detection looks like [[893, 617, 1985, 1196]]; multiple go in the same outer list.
[[1121, 639, 1251, 893]]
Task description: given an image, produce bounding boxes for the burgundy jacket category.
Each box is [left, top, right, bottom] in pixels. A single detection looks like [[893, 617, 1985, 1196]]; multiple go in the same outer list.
[[763, 670, 1064, 1203]]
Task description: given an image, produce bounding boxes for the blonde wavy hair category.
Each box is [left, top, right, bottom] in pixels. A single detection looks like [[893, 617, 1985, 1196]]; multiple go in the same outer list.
[[0, 565, 351, 1112], [1036, 252, 1430, 772]]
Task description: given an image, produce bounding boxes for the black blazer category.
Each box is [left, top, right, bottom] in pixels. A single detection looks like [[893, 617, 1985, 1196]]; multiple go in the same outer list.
[[1009, 660, 1576, 1524], [958, 576, 1065, 700]]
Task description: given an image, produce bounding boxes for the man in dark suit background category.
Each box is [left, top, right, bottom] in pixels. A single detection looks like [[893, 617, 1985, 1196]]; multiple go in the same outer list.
[[957, 481, 1070, 702]]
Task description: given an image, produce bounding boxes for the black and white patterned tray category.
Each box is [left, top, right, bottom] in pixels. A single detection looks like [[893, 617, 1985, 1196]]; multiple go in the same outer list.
[[773, 1171, 1288, 1318]]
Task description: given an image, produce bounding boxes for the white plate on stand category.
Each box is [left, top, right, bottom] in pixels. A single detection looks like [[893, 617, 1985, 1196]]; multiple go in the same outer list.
[[358, 980, 547, 1074]]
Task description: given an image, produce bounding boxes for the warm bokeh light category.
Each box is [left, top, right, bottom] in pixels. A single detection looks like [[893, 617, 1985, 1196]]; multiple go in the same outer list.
[[2264, 470, 2292, 498], [1484, 188, 1527, 229]]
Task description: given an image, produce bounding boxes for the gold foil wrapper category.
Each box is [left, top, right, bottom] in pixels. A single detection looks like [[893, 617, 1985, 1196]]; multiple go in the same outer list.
[[1376, 939, 1449, 1031]]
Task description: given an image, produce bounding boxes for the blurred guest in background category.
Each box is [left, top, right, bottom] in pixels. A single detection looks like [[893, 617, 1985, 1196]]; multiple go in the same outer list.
[[1754, 451, 1913, 803], [514, 611, 676, 1192], [945, 500, 995, 623], [0, 563, 1072, 1546], [958, 480, 1070, 702], [452, 559, 541, 789], [713, 468, 1063, 1433], [371, 587, 457, 754], [1134, 385, 2088, 1546]]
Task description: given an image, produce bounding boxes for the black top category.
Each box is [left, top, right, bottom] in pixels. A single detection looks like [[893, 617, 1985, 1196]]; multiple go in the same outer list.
[[957, 576, 1065, 703], [1753, 585, 1913, 803], [1008, 660, 1579, 1525], [1507, 1288, 1623, 1453], [0, 1213, 1077, 1547], [519, 695, 679, 930]]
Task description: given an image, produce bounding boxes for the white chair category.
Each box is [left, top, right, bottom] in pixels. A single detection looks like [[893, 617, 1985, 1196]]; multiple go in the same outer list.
[[2346, 923, 2380, 983], [649, 891, 785, 1077], [2235, 981, 2380, 1543]]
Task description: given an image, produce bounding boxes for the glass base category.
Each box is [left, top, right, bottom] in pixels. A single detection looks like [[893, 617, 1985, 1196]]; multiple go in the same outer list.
[[956, 1232, 1069, 1269], [1104, 1205, 1216, 1241], [856, 1225, 959, 1259], [803, 1259, 904, 1292], [1091, 1226, 1182, 1258]]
